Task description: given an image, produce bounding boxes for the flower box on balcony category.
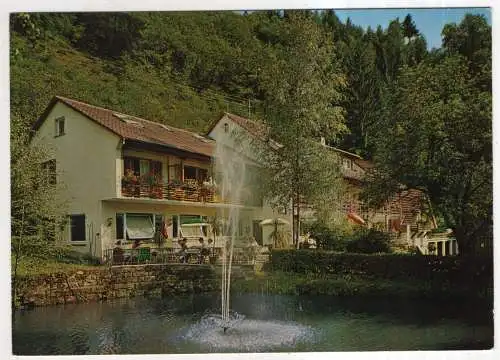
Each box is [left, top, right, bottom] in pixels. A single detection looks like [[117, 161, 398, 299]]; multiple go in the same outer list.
[[184, 179, 200, 202], [173, 188, 185, 201], [150, 185, 163, 199], [122, 169, 140, 197], [185, 192, 199, 202], [139, 184, 150, 197]]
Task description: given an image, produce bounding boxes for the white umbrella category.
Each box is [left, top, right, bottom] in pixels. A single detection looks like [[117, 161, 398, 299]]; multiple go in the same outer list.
[[259, 218, 290, 226]]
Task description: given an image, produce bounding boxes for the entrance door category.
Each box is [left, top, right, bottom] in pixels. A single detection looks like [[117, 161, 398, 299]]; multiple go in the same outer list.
[[253, 220, 263, 246]]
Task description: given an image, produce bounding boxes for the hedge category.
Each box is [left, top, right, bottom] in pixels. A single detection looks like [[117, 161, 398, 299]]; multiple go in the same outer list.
[[270, 249, 493, 286]]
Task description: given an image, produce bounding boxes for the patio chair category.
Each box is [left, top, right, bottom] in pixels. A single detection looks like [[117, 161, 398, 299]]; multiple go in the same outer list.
[[112, 247, 125, 265], [137, 247, 151, 263]]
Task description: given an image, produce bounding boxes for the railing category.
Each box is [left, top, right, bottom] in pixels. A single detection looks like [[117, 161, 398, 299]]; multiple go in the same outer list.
[[342, 200, 368, 217], [103, 246, 258, 267], [121, 179, 261, 206]]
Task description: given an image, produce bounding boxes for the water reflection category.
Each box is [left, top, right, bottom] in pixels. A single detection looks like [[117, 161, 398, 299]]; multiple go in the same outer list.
[[12, 293, 493, 355]]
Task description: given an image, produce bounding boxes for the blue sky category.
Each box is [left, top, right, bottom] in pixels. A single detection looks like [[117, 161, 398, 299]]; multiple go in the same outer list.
[[335, 8, 491, 50]]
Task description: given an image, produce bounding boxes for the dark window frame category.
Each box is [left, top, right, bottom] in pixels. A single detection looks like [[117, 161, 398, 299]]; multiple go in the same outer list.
[[183, 165, 209, 182], [69, 214, 86, 242], [124, 156, 162, 179], [55, 116, 65, 137]]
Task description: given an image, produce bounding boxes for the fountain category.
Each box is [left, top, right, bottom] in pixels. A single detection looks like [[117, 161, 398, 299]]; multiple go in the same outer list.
[[214, 129, 247, 331], [176, 128, 319, 351]]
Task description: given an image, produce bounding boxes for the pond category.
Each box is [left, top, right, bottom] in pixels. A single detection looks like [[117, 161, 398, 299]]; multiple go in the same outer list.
[[12, 293, 493, 354]]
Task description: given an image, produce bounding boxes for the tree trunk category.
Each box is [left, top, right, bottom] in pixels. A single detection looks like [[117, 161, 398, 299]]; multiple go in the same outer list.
[[291, 198, 297, 247], [12, 205, 25, 310], [296, 194, 301, 250], [453, 226, 474, 257]]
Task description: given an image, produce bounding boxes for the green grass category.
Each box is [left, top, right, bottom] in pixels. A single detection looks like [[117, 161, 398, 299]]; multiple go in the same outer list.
[[12, 256, 101, 277]]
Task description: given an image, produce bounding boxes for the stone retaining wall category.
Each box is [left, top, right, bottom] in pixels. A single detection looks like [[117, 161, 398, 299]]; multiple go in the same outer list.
[[15, 264, 219, 307]]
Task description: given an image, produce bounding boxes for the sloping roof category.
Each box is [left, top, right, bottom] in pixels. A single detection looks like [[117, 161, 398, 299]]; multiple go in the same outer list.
[[224, 112, 268, 138], [324, 145, 362, 160], [34, 96, 215, 158], [206, 112, 268, 139], [353, 158, 375, 170]]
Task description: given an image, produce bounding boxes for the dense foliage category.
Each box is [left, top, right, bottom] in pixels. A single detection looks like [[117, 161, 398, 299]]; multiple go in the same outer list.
[[363, 14, 492, 255], [271, 250, 492, 289], [304, 221, 391, 253]]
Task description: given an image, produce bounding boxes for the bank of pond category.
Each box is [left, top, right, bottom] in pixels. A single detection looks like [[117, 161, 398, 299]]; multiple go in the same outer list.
[[12, 250, 493, 354]]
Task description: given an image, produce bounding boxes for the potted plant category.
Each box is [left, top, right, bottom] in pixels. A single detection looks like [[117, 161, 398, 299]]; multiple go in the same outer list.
[[149, 173, 163, 199], [122, 169, 139, 197], [202, 181, 216, 202], [166, 180, 178, 199], [172, 180, 185, 200], [184, 179, 199, 201]]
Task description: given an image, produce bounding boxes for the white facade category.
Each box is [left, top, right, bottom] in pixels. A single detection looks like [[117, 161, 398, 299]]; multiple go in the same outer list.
[[207, 113, 293, 247]]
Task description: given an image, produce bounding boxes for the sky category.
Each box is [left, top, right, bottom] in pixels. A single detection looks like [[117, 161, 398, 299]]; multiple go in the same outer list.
[[335, 7, 491, 50]]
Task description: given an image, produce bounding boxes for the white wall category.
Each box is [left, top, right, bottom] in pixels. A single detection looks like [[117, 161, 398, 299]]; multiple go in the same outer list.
[[209, 115, 293, 246], [32, 101, 122, 257]]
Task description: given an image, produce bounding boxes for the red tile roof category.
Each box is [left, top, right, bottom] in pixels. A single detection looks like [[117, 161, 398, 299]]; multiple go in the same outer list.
[[224, 112, 268, 138], [35, 96, 215, 158]]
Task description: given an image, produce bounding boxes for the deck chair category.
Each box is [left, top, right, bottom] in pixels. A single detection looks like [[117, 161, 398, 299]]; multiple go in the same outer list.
[[137, 247, 151, 263], [112, 247, 125, 265]]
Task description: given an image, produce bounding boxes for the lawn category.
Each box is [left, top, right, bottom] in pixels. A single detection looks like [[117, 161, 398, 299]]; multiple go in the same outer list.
[[11, 256, 101, 277]]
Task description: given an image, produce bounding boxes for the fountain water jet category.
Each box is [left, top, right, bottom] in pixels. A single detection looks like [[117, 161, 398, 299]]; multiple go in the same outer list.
[[215, 135, 247, 329]]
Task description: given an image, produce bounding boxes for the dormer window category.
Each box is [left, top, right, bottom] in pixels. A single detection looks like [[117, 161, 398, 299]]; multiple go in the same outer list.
[[223, 123, 229, 133], [55, 116, 65, 137]]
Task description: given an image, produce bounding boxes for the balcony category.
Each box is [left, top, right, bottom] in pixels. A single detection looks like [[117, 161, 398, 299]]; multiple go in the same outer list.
[[121, 178, 260, 206]]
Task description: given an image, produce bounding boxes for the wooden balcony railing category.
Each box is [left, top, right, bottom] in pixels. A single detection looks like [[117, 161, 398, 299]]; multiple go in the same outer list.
[[121, 179, 261, 206]]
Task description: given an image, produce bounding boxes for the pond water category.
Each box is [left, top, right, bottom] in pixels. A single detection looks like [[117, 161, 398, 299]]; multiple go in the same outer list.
[[12, 293, 493, 354]]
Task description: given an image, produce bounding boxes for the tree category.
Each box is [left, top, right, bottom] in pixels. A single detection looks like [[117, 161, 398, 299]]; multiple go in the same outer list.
[[442, 14, 491, 91], [73, 13, 144, 59], [256, 11, 347, 247], [401, 14, 419, 39], [338, 30, 382, 157], [11, 118, 67, 306], [364, 55, 491, 256]]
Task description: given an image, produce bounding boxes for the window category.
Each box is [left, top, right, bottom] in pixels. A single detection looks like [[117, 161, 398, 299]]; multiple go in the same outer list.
[[124, 157, 162, 179], [183, 166, 208, 182], [70, 214, 86, 242], [55, 117, 65, 137], [224, 123, 229, 133], [126, 214, 154, 240], [116, 213, 124, 239], [173, 215, 178, 238], [184, 166, 197, 180], [168, 163, 181, 181], [41, 159, 56, 185]]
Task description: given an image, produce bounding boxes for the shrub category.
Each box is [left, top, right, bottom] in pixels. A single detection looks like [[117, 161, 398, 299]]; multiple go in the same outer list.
[[346, 228, 392, 254], [304, 221, 348, 251], [270, 249, 493, 290], [56, 250, 101, 265]]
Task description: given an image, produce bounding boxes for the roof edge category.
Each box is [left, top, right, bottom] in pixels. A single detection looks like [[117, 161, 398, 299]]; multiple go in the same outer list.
[[205, 112, 231, 137], [31, 95, 124, 140]]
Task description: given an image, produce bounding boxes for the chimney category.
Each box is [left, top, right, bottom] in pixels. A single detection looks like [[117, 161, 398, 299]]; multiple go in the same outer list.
[[320, 137, 326, 146]]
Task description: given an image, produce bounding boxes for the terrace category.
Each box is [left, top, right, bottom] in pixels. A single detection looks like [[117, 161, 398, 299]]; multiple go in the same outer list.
[[103, 246, 261, 267]]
